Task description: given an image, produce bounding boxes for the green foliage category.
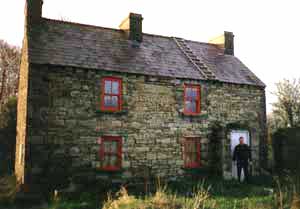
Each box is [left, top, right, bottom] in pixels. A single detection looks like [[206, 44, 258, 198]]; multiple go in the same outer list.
[[272, 127, 300, 173], [0, 96, 17, 130], [50, 178, 275, 209], [208, 122, 223, 176], [50, 191, 98, 209], [101, 178, 274, 209], [0, 175, 17, 205], [0, 96, 17, 175]]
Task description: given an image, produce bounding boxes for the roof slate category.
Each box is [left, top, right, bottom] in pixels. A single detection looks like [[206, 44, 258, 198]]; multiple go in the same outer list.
[[28, 18, 265, 87]]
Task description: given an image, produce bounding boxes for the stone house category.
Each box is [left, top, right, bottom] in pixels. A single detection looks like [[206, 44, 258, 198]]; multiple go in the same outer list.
[[15, 0, 267, 188]]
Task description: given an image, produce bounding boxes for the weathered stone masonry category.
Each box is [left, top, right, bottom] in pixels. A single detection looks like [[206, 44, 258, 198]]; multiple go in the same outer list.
[[15, 32, 29, 185], [23, 64, 266, 184]]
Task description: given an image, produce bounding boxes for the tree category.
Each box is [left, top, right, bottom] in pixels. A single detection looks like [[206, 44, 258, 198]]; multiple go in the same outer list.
[[271, 78, 300, 128], [0, 40, 21, 106]]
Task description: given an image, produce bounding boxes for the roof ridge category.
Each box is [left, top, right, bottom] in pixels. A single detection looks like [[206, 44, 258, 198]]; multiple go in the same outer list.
[[42, 18, 221, 47], [42, 18, 123, 32]]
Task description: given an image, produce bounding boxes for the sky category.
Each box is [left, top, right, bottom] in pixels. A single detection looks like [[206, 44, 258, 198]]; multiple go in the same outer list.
[[1, 0, 300, 113]]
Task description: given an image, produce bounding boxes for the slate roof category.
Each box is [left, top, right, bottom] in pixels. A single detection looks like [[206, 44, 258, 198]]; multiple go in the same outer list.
[[28, 18, 265, 87]]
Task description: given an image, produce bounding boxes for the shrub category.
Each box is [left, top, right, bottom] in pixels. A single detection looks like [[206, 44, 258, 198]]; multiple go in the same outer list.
[[0, 97, 17, 175], [0, 175, 17, 205], [272, 127, 300, 173]]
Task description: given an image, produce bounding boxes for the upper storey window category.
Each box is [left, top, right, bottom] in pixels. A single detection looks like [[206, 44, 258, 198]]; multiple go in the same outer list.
[[184, 84, 201, 115], [101, 77, 122, 111]]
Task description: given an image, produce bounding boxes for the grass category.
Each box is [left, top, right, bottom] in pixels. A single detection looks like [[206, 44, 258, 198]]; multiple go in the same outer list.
[[0, 175, 17, 204], [102, 182, 274, 209], [49, 177, 277, 209], [2, 175, 298, 209]]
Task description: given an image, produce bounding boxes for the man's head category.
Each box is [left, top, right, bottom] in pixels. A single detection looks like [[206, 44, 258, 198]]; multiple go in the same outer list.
[[239, 136, 244, 144]]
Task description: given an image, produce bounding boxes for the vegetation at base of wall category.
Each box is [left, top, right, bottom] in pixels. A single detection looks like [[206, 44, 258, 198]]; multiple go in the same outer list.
[[48, 177, 280, 209], [0, 175, 17, 205], [272, 127, 300, 172], [0, 96, 17, 175]]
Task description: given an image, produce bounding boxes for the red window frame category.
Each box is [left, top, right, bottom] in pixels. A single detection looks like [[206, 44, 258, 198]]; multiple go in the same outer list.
[[183, 138, 201, 168], [99, 136, 122, 171], [183, 84, 201, 115], [101, 77, 122, 111]]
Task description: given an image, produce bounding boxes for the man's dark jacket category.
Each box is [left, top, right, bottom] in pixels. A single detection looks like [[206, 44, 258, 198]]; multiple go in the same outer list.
[[233, 144, 252, 162]]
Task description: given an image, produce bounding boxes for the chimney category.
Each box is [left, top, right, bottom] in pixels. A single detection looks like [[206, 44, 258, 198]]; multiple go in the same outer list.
[[25, 0, 43, 25], [119, 13, 143, 42], [224, 31, 234, 55], [209, 31, 234, 55]]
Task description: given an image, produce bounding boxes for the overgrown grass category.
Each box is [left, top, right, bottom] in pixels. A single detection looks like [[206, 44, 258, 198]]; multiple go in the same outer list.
[[101, 178, 275, 209], [0, 175, 17, 205], [50, 177, 277, 209], [6, 175, 297, 209]]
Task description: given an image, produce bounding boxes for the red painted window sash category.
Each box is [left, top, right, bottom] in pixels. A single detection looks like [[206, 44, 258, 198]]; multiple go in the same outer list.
[[100, 136, 122, 171], [184, 138, 201, 168], [183, 84, 201, 115], [100, 77, 122, 111]]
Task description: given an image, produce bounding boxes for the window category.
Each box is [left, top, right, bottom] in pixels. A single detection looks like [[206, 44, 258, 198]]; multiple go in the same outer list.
[[183, 138, 200, 168], [184, 84, 200, 115], [101, 77, 122, 111], [99, 136, 122, 171]]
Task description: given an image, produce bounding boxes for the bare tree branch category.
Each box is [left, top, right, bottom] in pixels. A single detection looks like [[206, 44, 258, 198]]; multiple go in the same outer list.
[[271, 78, 300, 128], [0, 40, 21, 106]]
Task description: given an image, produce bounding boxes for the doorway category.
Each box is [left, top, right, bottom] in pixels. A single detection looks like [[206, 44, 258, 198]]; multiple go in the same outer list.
[[230, 130, 250, 180]]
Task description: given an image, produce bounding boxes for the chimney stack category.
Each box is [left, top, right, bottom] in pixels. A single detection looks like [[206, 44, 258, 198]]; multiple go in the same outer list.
[[25, 0, 43, 25], [119, 13, 143, 42], [209, 31, 235, 55], [224, 31, 234, 55]]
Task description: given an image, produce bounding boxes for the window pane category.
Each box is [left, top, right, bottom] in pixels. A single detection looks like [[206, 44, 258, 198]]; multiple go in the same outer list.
[[186, 153, 197, 164], [185, 152, 198, 165], [103, 155, 119, 167], [104, 96, 112, 107], [185, 154, 192, 164], [186, 141, 197, 153], [110, 141, 118, 153], [190, 152, 197, 162], [112, 81, 119, 94], [111, 96, 119, 107], [185, 87, 198, 100], [185, 101, 196, 112], [185, 88, 192, 97], [103, 140, 118, 153], [109, 155, 118, 167], [103, 155, 111, 167], [104, 80, 112, 94], [103, 141, 112, 152]]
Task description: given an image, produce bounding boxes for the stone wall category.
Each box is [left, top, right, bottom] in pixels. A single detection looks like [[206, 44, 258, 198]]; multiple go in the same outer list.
[[24, 64, 266, 185], [15, 33, 29, 185]]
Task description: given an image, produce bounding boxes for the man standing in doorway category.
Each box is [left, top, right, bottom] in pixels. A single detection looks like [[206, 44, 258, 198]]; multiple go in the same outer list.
[[233, 136, 252, 183]]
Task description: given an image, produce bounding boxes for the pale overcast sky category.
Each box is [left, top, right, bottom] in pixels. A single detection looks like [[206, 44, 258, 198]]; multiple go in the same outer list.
[[1, 0, 300, 113]]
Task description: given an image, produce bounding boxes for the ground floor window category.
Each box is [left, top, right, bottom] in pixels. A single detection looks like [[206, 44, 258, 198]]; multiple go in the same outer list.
[[183, 137, 201, 168], [99, 136, 122, 171]]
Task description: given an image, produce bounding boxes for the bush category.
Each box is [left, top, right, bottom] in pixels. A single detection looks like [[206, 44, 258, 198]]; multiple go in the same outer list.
[[0, 97, 17, 175], [272, 127, 300, 173], [0, 175, 17, 205]]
